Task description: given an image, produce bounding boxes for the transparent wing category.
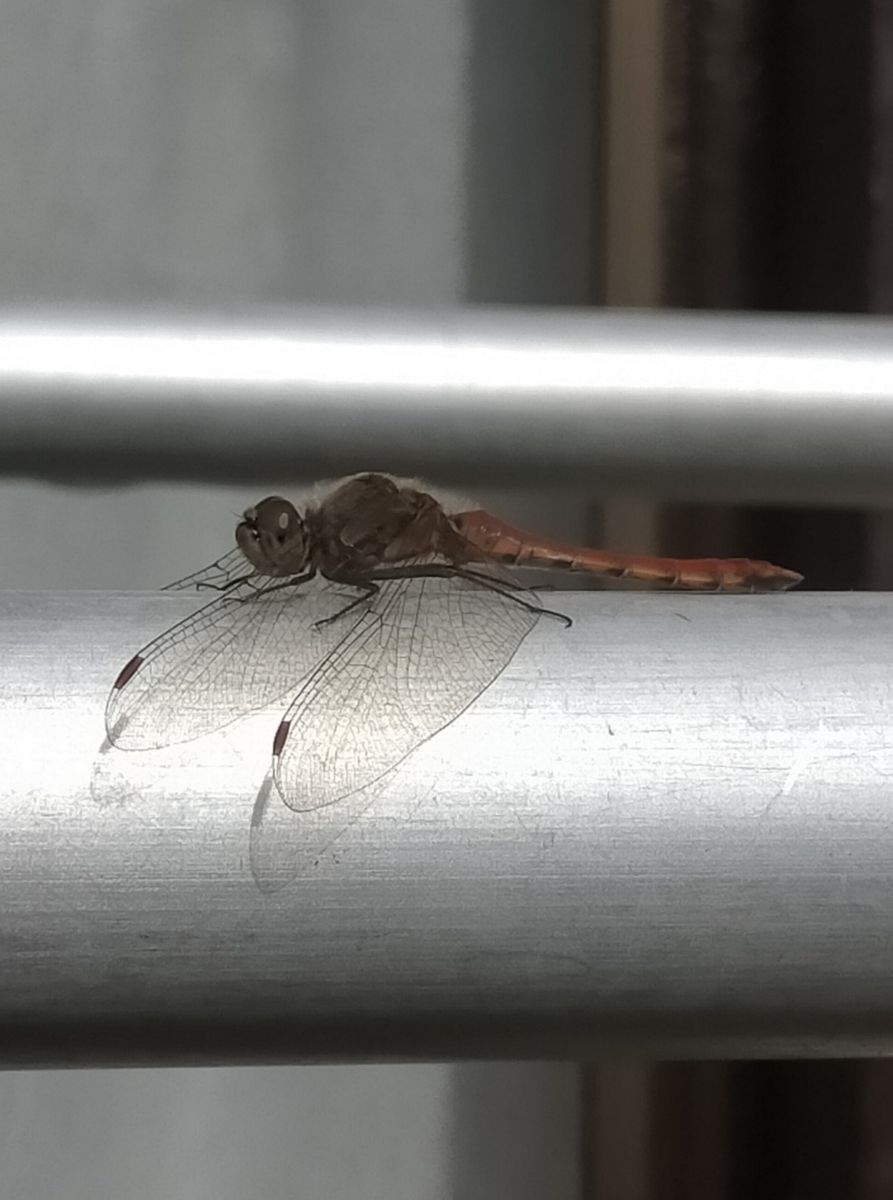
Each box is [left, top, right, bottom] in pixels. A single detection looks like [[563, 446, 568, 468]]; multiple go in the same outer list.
[[272, 573, 541, 812], [105, 577, 364, 749], [162, 547, 250, 593]]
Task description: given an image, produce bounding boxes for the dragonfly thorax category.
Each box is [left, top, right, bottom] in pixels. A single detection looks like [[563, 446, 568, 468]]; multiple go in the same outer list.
[[236, 496, 310, 577]]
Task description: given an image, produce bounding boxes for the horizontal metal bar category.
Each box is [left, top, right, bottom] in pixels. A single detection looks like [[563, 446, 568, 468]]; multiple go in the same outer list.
[[2, 588, 893, 1065], [3, 306, 893, 500]]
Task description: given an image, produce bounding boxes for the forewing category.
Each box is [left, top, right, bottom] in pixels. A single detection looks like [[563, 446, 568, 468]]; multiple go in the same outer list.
[[273, 573, 540, 812], [106, 578, 361, 749]]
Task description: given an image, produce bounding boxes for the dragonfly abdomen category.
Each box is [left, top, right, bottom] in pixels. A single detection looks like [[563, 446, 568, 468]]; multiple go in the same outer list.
[[452, 510, 803, 592]]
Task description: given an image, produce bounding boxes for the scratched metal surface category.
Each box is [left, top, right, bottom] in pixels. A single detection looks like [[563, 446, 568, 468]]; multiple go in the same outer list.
[[1, 589, 891, 1063]]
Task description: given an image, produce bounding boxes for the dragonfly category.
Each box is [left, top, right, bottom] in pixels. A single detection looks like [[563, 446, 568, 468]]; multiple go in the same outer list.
[[105, 472, 802, 813]]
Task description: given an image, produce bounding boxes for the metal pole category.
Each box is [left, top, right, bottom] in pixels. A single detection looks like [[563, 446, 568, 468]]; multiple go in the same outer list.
[[3, 306, 893, 500], [2, 588, 893, 1064]]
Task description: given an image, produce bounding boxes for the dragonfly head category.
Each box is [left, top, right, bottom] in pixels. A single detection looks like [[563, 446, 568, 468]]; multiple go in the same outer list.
[[236, 496, 309, 576]]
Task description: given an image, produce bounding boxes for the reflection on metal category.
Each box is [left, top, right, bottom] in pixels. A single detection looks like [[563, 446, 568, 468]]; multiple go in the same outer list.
[[2, 588, 893, 1064], [3, 306, 893, 499]]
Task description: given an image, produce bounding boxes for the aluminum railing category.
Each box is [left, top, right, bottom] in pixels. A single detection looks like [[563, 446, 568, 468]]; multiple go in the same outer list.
[[2, 588, 890, 1064], [3, 306, 893, 500]]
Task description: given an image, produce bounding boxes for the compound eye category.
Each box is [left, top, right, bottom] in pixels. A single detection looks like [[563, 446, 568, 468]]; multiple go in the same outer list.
[[252, 496, 303, 543], [236, 496, 305, 573], [250, 496, 288, 523]]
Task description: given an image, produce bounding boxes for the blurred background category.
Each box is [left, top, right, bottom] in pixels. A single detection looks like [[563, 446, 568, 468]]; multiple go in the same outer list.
[[2, 0, 890, 1196]]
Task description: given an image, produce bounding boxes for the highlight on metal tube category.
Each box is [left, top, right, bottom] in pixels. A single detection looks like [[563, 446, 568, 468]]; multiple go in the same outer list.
[[2, 587, 892, 1066], [2, 305, 893, 499]]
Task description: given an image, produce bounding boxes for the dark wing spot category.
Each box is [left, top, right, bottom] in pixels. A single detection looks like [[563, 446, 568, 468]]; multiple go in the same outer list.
[[272, 719, 292, 758], [113, 654, 144, 690]]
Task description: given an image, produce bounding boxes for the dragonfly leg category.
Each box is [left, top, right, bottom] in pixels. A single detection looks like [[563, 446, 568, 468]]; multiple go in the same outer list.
[[234, 569, 317, 602], [194, 572, 255, 593], [453, 567, 572, 627], [344, 564, 573, 628], [313, 579, 380, 628]]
